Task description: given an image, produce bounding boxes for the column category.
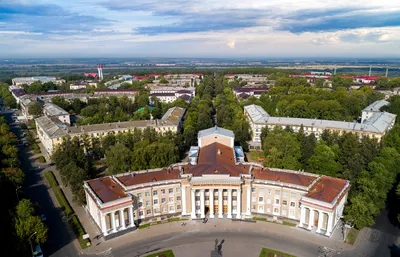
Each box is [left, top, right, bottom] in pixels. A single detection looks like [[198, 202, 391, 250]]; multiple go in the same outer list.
[[218, 189, 223, 218], [316, 211, 323, 233], [298, 206, 306, 227], [209, 189, 214, 218], [236, 188, 241, 219], [307, 208, 314, 230], [191, 189, 196, 219], [182, 186, 187, 215], [200, 189, 205, 218], [325, 213, 334, 237], [246, 186, 251, 216], [128, 207, 135, 227], [101, 214, 108, 235], [111, 212, 117, 232], [227, 189, 232, 219], [120, 209, 126, 229]]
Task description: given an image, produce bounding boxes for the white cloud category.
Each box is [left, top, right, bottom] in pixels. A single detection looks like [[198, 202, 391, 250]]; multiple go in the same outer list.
[[226, 40, 236, 49]]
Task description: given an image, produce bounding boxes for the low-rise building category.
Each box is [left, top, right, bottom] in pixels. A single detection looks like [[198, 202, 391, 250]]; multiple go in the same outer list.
[[84, 126, 349, 240], [233, 88, 268, 99], [35, 107, 186, 156], [149, 87, 195, 104], [43, 103, 71, 125], [244, 102, 396, 148], [12, 76, 64, 87], [70, 81, 97, 90]]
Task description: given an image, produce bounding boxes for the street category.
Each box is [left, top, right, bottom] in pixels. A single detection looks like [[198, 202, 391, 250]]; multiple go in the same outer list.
[[3, 112, 78, 257]]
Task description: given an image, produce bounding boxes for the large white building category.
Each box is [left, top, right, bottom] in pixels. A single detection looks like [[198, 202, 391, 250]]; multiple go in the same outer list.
[[84, 126, 349, 240], [12, 76, 64, 87], [244, 100, 396, 148], [149, 87, 195, 104]]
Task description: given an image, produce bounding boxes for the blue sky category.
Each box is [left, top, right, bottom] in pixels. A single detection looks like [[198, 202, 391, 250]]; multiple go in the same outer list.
[[0, 0, 399, 58]]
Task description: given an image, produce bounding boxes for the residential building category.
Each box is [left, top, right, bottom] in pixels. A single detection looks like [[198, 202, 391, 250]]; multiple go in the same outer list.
[[70, 81, 97, 90], [35, 107, 186, 156], [12, 76, 64, 87], [43, 103, 71, 125], [84, 126, 349, 240], [244, 102, 396, 148], [20, 97, 35, 119], [149, 87, 195, 104], [233, 88, 268, 99]]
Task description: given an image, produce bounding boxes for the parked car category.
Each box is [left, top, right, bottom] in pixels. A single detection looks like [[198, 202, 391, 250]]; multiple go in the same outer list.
[[33, 244, 43, 257]]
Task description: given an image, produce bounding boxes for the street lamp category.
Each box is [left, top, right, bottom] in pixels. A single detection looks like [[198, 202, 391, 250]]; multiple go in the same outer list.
[[28, 232, 37, 257], [15, 186, 21, 201]]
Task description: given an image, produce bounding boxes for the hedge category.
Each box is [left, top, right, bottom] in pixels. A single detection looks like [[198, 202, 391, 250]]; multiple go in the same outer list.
[[43, 171, 90, 249], [44, 171, 58, 187], [71, 215, 90, 249]]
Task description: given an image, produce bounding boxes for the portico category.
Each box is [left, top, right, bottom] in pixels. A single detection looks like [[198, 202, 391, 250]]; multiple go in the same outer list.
[[190, 187, 242, 219], [101, 206, 136, 236]]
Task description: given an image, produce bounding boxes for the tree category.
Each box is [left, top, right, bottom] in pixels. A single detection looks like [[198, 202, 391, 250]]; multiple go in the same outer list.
[[106, 144, 132, 175], [28, 102, 43, 118], [159, 78, 169, 84], [14, 199, 48, 244], [263, 128, 301, 170], [307, 143, 341, 176]]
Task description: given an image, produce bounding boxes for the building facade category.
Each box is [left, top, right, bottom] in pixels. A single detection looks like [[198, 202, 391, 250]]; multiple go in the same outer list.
[[35, 106, 186, 156], [84, 126, 350, 240], [244, 101, 396, 149]]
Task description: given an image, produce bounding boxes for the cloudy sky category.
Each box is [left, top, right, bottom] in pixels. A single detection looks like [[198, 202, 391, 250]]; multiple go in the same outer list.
[[0, 0, 400, 58]]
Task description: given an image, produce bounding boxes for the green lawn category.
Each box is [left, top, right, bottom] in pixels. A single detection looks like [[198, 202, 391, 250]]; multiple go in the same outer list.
[[145, 249, 175, 257], [345, 228, 359, 245], [259, 248, 296, 257]]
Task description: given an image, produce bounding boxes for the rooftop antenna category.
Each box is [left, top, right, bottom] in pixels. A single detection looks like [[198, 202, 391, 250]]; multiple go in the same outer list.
[[369, 65, 372, 76], [386, 66, 389, 78]]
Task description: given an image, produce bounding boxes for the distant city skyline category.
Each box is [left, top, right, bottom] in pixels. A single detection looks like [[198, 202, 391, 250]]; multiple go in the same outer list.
[[1, 0, 400, 58]]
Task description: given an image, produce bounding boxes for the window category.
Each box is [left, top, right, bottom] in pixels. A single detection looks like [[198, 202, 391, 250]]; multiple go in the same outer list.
[[137, 193, 142, 199], [266, 198, 271, 204], [266, 208, 271, 213], [232, 196, 237, 201], [169, 188, 173, 193], [139, 211, 144, 216], [176, 188, 180, 192], [273, 208, 279, 214], [153, 190, 158, 196], [146, 201, 150, 206], [161, 198, 166, 204], [252, 205, 256, 211], [161, 189, 165, 194], [258, 205, 264, 212], [282, 200, 287, 206], [154, 208, 160, 213], [177, 196, 181, 201], [146, 209, 151, 215], [282, 192, 287, 197], [291, 192, 296, 199], [282, 210, 287, 216], [169, 197, 174, 202], [224, 196, 228, 201], [289, 210, 295, 218], [162, 207, 167, 212], [252, 188, 255, 192], [275, 190, 280, 196], [258, 197, 264, 202], [267, 189, 271, 195], [205, 196, 209, 200], [275, 199, 279, 204], [145, 192, 150, 197], [196, 206, 200, 210], [252, 197, 256, 202], [177, 205, 181, 210], [138, 202, 143, 208], [153, 199, 158, 205], [214, 195, 218, 200], [169, 206, 174, 212], [259, 188, 264, 193], [290, 202, 295, 207]]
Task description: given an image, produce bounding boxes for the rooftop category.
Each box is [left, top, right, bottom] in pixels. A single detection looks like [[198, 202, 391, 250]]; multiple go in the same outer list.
[[198, 126, 234, 139], [305, 176, 349, 203], [252, 167, 318, 187], [87, 177, 127, 203], [116, 168, 181, 187], [43, 103, 69, 117], [362, 99, 389, 112]]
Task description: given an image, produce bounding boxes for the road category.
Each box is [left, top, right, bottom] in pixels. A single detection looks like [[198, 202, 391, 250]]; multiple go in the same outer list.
[[3, 112, 78, 257]]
